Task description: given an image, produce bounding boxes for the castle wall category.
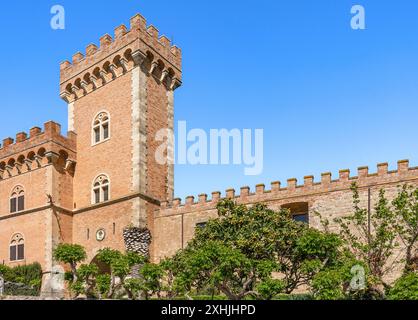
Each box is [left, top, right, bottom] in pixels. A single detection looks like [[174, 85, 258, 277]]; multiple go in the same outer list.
[[153, 161, 418, 270], [72, 200, 136, 262], [0, 209, 49, 269]]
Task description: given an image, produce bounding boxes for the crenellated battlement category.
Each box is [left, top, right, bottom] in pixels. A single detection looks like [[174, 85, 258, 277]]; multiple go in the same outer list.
[[59, 13, 182, 103], [0, 121, 77, 180], [156, 160, 418, 216]]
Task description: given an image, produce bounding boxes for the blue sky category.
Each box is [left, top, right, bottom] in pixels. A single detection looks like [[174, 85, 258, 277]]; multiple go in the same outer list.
[[1, 1, 418, 200]]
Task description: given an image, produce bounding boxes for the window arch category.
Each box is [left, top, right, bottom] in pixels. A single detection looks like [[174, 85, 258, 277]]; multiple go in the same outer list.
[[92, 111, 110, 145], [10, 185, 25, 213], [10, 233, 25, 261], [92, 174, 110, 204]]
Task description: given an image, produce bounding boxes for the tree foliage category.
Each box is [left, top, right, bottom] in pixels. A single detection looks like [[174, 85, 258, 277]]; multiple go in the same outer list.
[[0, 263, 43, 296], [51, 183, 418, 300], [333, 183, 399, 296], [53, 243, 87, 297], [392, 185, 418, 273], [168, 200, 343, 299], [387, 272, 418, 300]]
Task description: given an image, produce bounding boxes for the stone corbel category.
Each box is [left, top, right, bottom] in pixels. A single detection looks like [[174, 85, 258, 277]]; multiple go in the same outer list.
[[170, 77, 182, 91], [5, 165, 13, 177], [15, 163, 22, 174], [45, 151, 59, 165], [80, 80, 93, 94], [149, 62, 158, 76], [71, 85, 84, 99], [108, 64, 118, 78], [89, 75, 101, 89], [160, 70, 169, 83], [99, 70, 110, 83], [132, 50, 146, 67], [60, 91, 75, 104], [34, 155, 42, 168], [24, 159, 33, 171], [65, 159, 76, 172], [119, 58, 129, 73]]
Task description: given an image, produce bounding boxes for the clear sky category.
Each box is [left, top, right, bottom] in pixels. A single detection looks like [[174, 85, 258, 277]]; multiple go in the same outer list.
[[1, 1, 418, 200]]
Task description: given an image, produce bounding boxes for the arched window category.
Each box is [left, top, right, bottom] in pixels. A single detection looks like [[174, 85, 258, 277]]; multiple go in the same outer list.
[[92, 174, 110, 204], [10, 186, 25, 213], [10, 233, 25, 261], [92, 111, 110, 144]]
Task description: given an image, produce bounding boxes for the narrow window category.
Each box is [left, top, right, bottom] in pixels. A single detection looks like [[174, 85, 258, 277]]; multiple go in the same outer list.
[[92, 175, 110, 204], [10, 246, 17, 261], [94, 188, 100, 204], [10, 186, 24, 214], [10, 234, 24, 261], [103, 123, 109, 140], [94, 127, 100, 143], [103, 185, 109, 202], [17, 244, 25, 261], [92, 112, 110, 145], [18, 194, 25, 212], [10, 197, 17, 213]]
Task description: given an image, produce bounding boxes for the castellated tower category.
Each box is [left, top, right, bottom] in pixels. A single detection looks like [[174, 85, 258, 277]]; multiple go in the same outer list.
[[0, 13, 181, 297], [59, 14, 182, 260]]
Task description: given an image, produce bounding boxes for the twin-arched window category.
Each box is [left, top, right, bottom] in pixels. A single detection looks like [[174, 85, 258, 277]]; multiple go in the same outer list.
[[92, 111, 110, 145], [92, 174, 110, 204], [10, 233, 25, 261], [10, 185, 25, 213]]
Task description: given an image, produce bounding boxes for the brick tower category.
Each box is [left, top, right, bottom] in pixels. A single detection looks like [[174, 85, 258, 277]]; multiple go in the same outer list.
[[59, 14, 182, 260]]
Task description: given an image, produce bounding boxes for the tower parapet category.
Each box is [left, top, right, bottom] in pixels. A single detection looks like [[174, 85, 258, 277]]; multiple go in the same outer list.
[[0, 121, 76, 179], [59, 14, 182, 103]]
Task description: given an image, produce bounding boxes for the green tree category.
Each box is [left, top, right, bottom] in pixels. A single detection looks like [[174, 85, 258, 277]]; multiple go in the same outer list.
[[95, 274, 111, 299], [392, 185, 418, 273], [53, 244, 86, 285], [76, 264, 99, 298], [170, 200, 343, 299], [139, 263, 165, 299], [334, 183, 399, 296], [96, 248, 147, 299]]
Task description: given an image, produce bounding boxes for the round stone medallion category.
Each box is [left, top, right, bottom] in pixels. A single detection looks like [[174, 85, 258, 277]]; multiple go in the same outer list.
[[96, 229, 106, 242]]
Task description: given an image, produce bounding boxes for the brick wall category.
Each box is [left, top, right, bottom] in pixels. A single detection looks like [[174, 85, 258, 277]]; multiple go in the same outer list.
[[153, 160, 418, 279]]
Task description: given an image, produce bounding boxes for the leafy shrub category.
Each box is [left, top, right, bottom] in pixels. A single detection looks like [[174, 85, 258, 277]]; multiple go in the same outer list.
[[0, 263, 43, 296], [4, 282, 39, 296], [387, 273, 418, 300]]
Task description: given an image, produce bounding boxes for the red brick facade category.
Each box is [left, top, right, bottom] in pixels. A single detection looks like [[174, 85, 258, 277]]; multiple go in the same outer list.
[[0, 13, 416, 296]]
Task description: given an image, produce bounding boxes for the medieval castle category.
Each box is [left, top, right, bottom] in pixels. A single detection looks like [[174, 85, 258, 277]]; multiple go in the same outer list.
[[0, 13, 416, 294]]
